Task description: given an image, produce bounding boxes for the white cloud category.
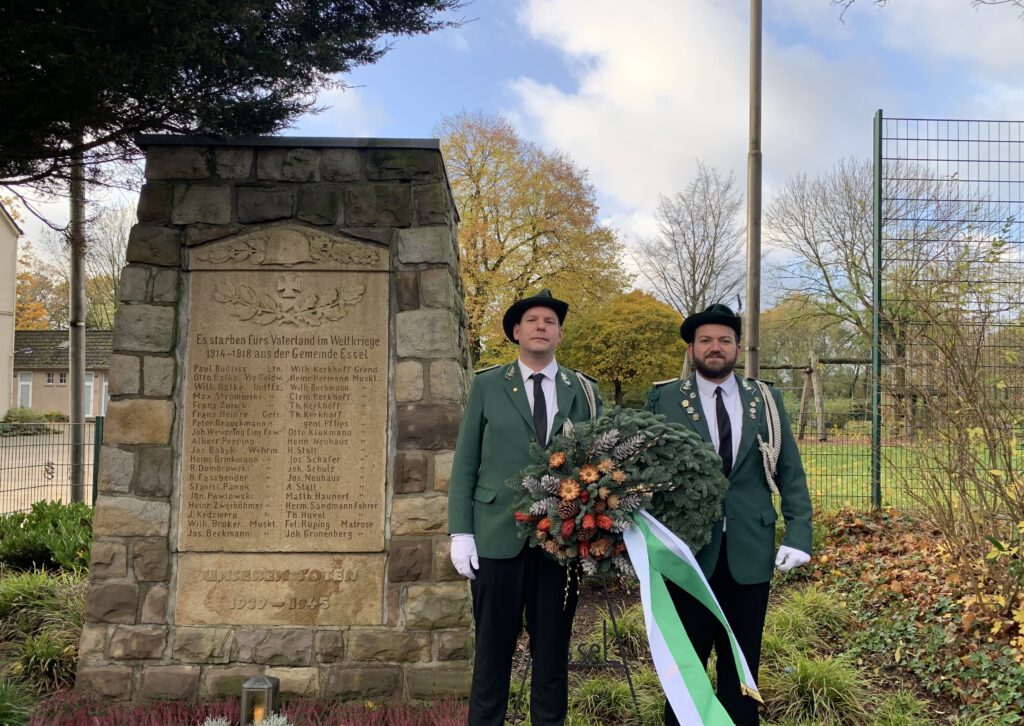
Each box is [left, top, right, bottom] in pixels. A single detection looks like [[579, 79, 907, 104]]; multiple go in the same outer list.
[[294, 86, 392, 138], [508, 0, 1023, 248]]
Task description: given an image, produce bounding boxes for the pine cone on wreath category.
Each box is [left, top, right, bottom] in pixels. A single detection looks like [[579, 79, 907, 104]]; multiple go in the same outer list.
[[579, 527, 597, 542], [593, 499, 607, 514], [558, 500, 581, 519]]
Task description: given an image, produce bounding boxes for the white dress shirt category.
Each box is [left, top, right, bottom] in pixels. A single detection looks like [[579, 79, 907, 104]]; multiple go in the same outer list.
[[695, 371, 742, 464], [519, 358, 559, 444]]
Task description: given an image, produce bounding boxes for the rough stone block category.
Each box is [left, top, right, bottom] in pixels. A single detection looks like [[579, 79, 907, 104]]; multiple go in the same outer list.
[[321, 148, 362, 181], [92, 496, 170, 537], [75, 665, 133, 699], [348, 629, 430, 662], [391, 496, 448, 537], [367, 150, 441, 181], [126, 225, 180, 267], [105, 400, 174, 444], [324, 666, 401, 699], [89, 540, 127, 578], [151, 269, 179, 303], [414, 183, 449, 226], [385, 583, 402, 627], [143, 356, 176, 397], [396, 310, 458, 359], [429, 361, 465, 403], [436, 629, 472, 661], [434, 536, 461, 582], [389, 539, 432, 582], [78, 623, 107, 662], [118, 266, 149, 304], [419, 268, 456, 309], [171, 184, 232, 225], [406, 665, 472, 699], [184, 224, 239, 246], [146, 147, 209, 180], [396, 403, 461, 450], [237, 186, 294, 223], [266, 666, 320, 696], [98, 446, 134, 494], [396, 360, 423, 403], [132, 446, 173, 497], [140, 583, 168, 624], [108, 355, 140, 395], [113, 304, 176, 352], [85, 580, 139, 624], [235, 629, 313, 666], [344, 184, 411, 227], [297, 187, 341, 225], [397, 227, 453, 264], [139, 665, 200, 701], [395, 451, 427, 494], [314, 630, 345, 663], [433, 450, 454, 493], [203, 665, 261, 698], [215, 148, 253, 179], [137, 182, 173, 223], [173, 627, 233, 663], [109, 625, 167, 659], [133, 538, 170, 581], [257, 148, 320, 182], [396, 270, 419, 311], [404, 583, 472, 629]]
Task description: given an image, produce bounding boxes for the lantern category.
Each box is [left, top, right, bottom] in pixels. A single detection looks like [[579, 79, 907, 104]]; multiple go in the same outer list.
[[240, 674, 280, 724]]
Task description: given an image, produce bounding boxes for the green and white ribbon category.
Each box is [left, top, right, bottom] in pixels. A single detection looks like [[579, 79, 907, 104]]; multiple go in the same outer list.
[[622, 510, 762, 725]]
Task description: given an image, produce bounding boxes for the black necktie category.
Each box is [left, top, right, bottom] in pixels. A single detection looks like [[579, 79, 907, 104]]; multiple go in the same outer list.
[[531, 373, 547, 445], [715, 386, 733, 476]]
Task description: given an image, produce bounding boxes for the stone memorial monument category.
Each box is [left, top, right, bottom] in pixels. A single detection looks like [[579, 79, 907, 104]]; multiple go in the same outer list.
[[77, 137, 473, 703]]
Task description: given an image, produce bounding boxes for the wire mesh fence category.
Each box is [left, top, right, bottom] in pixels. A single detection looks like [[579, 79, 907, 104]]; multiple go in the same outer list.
[[0, 420, 101, 514], [876, 116, 1024, 510]]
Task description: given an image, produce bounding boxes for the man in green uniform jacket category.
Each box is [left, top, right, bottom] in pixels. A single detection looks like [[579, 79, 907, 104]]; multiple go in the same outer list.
[[448, 289, 602, 726], [645, 303, 812, 726]]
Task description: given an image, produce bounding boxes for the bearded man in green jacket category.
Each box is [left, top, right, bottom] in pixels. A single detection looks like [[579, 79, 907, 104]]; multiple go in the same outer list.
[[448, 289, 602, 726], [645, 303, 813, 726]]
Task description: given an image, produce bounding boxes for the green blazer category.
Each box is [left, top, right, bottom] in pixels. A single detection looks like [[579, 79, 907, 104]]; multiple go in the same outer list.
[[645, 373, 812, 584], [448, 362, 603, 559]]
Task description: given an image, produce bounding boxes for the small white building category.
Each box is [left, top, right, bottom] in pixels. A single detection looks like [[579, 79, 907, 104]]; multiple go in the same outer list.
[[0, 204, 22, 416], [11, 330, 112, 418]]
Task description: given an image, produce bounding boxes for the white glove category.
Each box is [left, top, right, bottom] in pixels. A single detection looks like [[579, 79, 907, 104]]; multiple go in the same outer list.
[[450, 534, 479, 580], [775, 545, 811, 572]]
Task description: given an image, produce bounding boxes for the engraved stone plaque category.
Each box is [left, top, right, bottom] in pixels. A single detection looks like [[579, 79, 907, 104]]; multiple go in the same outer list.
[[175, 553, 385, 626], [179, 237, 389, 553]]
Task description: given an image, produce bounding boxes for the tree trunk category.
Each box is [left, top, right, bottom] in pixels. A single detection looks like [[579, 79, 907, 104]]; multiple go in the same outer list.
[[614, 380, 623, 407]]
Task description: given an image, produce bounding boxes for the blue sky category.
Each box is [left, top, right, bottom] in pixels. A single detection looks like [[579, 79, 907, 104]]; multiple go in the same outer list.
[[18, 0, 1024, 248], [298, 0, 1024, 242]]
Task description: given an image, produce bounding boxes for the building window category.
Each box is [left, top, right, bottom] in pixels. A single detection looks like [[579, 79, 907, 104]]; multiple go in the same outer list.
[[46, 372, 54, 385], [58, 372, 67, 385], [102, 376, 109, 416], [18, 372, 32, 409], [84, 372, 95, 418]]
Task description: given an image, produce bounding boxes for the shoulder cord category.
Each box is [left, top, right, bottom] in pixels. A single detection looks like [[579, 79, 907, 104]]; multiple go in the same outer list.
[[755, 380, 781, 495], [562, 372, 598, 437]]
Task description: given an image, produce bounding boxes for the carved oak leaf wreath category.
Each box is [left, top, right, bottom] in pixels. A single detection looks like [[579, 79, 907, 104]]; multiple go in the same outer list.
[[212, 281, 366, 327]]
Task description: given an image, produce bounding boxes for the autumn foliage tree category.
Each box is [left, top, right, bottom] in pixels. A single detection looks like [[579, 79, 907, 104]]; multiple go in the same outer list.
[[559, 291, 684, 406], [438, 112, 630, 366]]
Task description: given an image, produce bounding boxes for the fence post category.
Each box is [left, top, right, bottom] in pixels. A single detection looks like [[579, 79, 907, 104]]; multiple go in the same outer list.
[[871, 109, 883, 510], [92, 416, 104, 505]]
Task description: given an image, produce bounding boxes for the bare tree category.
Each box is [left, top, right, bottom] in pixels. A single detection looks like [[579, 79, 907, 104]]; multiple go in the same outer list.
[[632, 162, 745, 316]]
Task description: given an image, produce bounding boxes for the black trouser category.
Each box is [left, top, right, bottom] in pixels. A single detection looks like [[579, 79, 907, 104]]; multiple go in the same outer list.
[[468, 545, 578, 726], [664, 537, 770, 726]]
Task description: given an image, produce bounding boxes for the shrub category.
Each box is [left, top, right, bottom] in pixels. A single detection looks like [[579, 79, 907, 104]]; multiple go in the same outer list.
[[0, 500, 93, 573], [761, 653, 870, 725], [0, 407, 62, 436], [582, 603, 648, 661], [0, 679, 33, 726], [0, 571, 85, 696]]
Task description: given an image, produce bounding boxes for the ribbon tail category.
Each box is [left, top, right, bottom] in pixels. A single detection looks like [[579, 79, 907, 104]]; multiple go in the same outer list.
[[636, 510, 763, 705], [624, 520, 733, 725]]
